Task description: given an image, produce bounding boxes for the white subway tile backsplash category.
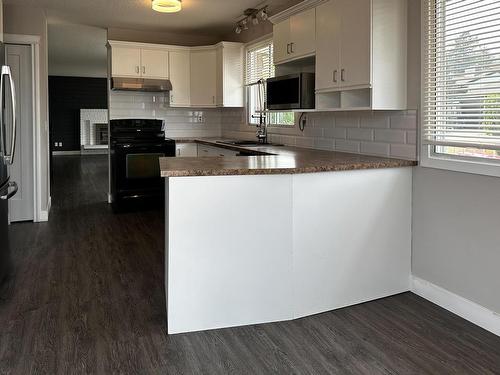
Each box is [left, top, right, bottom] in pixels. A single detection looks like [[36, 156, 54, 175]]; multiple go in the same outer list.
[[324, 128, 346, 139], [360, 114, 390, 129], [360, 142, 390, 157], [390, 115, 417, 129], [336, 115, 360, 128], [374, 129, 406, 144], [406, 130, 417, 145], [390, 144, 417, 160], [335, 139, 361, 153], [347, 128, 374, 141]]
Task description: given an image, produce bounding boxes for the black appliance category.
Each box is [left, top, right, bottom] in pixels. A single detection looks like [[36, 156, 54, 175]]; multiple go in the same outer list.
[[266, 73, 315, 110], [1, 42, 19, 285], [110, 119, 175, 212]]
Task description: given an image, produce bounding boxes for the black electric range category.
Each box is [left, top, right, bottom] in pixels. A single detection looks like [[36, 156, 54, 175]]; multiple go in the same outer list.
[[110, 119, 175, 212]]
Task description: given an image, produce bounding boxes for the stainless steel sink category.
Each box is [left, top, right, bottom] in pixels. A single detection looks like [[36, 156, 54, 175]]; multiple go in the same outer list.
[[217, 140, 282, 147]]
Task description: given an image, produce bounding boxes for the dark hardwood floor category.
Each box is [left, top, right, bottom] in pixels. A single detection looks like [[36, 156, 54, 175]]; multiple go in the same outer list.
[[1, 155, 500, 374]]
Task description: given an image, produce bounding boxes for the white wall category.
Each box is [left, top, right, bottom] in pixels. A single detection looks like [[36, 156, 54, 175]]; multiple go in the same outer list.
[[4, 4, 50, 214]]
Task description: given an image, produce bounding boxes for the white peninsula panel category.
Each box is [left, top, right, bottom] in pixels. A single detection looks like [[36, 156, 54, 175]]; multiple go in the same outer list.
[[166, 175, 294, 334]]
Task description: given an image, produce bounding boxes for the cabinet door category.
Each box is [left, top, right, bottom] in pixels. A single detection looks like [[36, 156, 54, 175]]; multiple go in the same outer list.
[[339, 0, 371, 88], [141, 49, 169, 79], [289, 8, 316, 58], [190, 49, 217, 107], [169, 50, 191, 107], [112, 47, 141, 77], [315, 0, 341, 91], [273, 19, 291, 64]]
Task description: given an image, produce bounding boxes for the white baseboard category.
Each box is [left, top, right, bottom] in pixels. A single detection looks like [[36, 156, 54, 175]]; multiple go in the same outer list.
[[38, 196, 51, 222], [411, 276, 500, 337]]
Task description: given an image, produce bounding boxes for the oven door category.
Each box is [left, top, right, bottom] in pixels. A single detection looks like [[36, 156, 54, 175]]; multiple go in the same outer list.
[[266, 74, 301, 110], [113, 142, 166, 199]]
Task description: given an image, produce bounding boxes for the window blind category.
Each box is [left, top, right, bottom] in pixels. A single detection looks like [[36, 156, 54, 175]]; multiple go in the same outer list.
[[245, 41, 275, 85], [424, 0, 500, 151]]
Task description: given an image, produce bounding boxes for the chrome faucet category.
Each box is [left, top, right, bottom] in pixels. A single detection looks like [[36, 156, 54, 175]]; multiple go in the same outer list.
[[253, 79, 268, 144]]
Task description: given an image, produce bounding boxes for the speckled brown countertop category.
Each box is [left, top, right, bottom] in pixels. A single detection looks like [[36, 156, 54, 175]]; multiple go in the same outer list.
[[160, 139, 417, 177]]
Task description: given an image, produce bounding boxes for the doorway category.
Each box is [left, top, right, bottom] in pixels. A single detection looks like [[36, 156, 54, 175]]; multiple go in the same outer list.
[[5, 44, 34, 222]]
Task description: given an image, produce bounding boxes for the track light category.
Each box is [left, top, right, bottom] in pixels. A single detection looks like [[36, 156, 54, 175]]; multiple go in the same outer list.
[[261, 8, 268, 21], [241, 19, 248, 30], [252, 15, 259, 25], [235, 24, 242, 34]]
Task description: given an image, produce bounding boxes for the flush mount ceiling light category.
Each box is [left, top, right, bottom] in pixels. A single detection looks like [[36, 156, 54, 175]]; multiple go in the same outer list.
[[152, 0, 182, 13]]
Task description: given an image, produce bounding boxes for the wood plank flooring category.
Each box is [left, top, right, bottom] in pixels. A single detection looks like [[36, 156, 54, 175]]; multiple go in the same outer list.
[[0, 155, 499, 374]]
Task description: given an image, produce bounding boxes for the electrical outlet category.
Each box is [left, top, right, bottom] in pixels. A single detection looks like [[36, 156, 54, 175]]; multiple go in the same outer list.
[[54, 142, 58, 147], [197, 115, 204, 123]]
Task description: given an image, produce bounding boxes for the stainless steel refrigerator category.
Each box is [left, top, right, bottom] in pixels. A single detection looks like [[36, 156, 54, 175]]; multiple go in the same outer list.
[[0, 41, 18, 285]]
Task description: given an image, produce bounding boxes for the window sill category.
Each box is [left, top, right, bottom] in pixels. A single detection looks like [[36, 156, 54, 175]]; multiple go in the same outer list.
[[421, 148, 500, 178]]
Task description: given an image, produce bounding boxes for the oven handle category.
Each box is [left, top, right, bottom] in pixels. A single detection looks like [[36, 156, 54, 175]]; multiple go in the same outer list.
[[117, 143, 166, 149]]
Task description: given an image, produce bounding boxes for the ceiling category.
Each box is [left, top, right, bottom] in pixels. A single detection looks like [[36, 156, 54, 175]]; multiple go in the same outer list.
[[4, 0, 298, 37]]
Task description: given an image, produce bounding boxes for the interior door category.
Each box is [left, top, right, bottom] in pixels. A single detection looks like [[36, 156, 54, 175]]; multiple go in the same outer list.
[[141, 49, 169, 79], [5, 44, 34, 222], [111, 47, 141, 77], [169, 50, 191, 107], [273, 19, 290, 64], [339, 0, 371, 88], [315, 0, 341, 91], [289, 8, 316, 58], [190, 49, 216, 107]]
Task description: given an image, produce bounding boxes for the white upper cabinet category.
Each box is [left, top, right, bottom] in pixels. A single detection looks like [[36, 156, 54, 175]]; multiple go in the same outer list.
[[169, 50, 191, 107], [216, 43, 244, 108], [110, 45, 169, 79], [111, 47, 142, 77], [315, 0, 407, 110], [273, 20, 291, 64], [289, 8, 316, 59], [108, 41, 244, 108], [273, 7, 316, 65], [315, 0, 341, 92], [0, 0, 4, 43], [338, 0, 371, 89], [141, 49, 169, 79], [190, 49, 217, 107]]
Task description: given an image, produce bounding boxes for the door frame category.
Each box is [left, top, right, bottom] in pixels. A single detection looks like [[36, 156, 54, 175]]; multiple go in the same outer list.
[[4, 34, 46, 222]]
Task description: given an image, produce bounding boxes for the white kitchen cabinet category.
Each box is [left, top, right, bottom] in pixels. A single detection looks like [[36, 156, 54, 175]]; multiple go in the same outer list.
[[190, 49, 217, 108], [176, 142, 198, 157], [273, 20, 291, 64], [141, 49, 169, 79], [169, 50, 191, 107], [216, 42, 244, 108], [315, 0, 407, 110], [273, 8, 316, 65], [0, 0, 4, 43], [111, 46, 142, 77]]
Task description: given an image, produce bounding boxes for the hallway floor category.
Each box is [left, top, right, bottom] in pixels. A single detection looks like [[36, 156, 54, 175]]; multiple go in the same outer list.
[[1, 155, 499, 374]]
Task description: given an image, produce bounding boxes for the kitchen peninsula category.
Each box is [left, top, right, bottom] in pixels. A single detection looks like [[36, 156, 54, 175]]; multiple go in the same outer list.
[[161, 141, 416, 334]]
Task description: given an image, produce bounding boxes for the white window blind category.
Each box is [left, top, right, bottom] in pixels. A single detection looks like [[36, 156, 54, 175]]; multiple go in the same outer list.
[[424, 0, 500, 159], [245, 41, 275, 85]]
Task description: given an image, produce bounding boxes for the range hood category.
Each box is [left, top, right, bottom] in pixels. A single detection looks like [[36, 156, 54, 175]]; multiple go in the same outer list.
[[111, 77, 172, 92]]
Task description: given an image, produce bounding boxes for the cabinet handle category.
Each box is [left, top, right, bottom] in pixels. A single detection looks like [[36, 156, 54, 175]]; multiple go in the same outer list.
[[286, 43, 290, 54], [290, 42, 294, 54], [341, 69, 345, 82], [143, 66, 146, 75], [333, 70, 337, 83], [135, 66, 140, 74]]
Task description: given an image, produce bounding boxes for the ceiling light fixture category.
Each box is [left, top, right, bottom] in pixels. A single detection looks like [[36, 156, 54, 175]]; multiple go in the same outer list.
[[152, 0, 182, 13], [234, 6, 269, 34]]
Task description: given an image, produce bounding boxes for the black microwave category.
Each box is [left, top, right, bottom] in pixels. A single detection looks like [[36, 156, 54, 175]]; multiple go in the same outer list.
[[266, 73, 315, 110]]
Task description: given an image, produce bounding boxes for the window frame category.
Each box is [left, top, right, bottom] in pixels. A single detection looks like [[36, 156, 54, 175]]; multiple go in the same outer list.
[[244, 36, 296, 128], [420, 0, 500, 177]]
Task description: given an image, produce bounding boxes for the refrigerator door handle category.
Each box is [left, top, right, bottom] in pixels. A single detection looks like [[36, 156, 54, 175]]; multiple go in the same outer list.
[[1, 65, 16, 165], [0, 181, 18, 200]]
